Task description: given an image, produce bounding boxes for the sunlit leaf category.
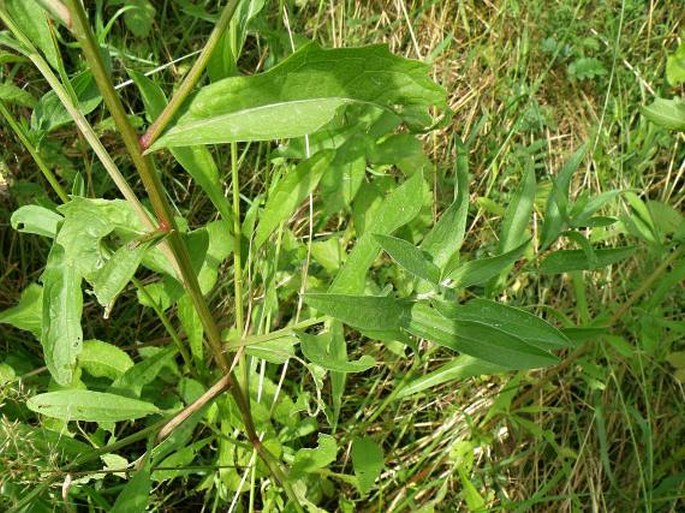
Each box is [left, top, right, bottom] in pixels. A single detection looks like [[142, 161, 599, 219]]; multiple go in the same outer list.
[[151, 43, 447, 149]]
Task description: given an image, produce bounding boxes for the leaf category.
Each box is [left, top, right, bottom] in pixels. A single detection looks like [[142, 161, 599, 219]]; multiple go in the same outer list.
[[499, 160, 535, 254], [299, 331, 375, 373], [5, 0, 60, 70], [641, 97, 685, 131], [666, 42, 685, 86], [27, 390, 160, 422], [406, 302, 558, 369], [128, 70, 234, 225], [41, 243, 83, 385], [254, 151, 334, 249], [420, 141, 469, 270], [351, 437, 384, 495], [397, 355, 504, 399], [304, 293, 410, 334], [31, 71, 102, 134], [330, 172, 425, 293], [177, 294, 203, 365], [92, 241, 150, 312], [539, 246, 637, 273], [290, 434, 337, 479], [111, 464, 151, 513], [117, 0, 156, 38], [374, 233, 441, 285], [0, 283, 43, 337], [0, 81, 37, 107], [443, 299, 572, 351], [151, 43, 447, 149], [111, 346, 177, 397], [78, 340, 134, 380], [540, 144, 588, 249], [445, 240, 529, 288], [11, 205, 63, 238]]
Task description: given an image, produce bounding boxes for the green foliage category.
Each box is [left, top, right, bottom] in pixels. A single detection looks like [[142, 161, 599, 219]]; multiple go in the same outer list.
[[0, 1, 681, 512]]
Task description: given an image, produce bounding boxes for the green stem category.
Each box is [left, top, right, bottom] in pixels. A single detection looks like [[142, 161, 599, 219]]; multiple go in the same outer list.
[[140, 0, 241, 149], [62, 4, 298, 508], [0, 99, 69, 203], [65, 0, 228, 373]]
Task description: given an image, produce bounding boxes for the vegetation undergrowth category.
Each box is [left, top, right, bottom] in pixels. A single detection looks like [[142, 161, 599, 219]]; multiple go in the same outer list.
[[0, 1, 683, 512]]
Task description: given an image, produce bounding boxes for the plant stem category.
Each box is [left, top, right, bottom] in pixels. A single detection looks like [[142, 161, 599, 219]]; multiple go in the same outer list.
[[65, 0, 229, 374], [61, 5, 299, 508], [140, 0, 241, 149], [0, 99, 69, 203]]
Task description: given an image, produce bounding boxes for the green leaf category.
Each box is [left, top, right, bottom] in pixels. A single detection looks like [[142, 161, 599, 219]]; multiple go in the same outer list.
[[254, 151, 334, 249], [351, 437, 384, 495], [27, 390, 160, 422], [499, 160, 535, 254], [111, 464, 151, 513], [445, 240, 529, 288], [290, 433, 337, 479], [11, 205, 63, 238], [305, 293, 410, 334], [330, 172, 425, 293], [666, 42, 685, 86], [151, 43, 447, 149], [31, 71, 102, 133], [0, 283, 43, 337], [177, 294, 203, 365], [420, 141, 469, 270], [641, 97, 685, 131], [540, 144, 587, 249], [78, 340, 134, 380], [111, 346, 177, 397], [397, 355, 504, 399], [406, 302, 558, 369], [374, 233, 441, 285], [442, 299, 572, 351], [539, 246, 637, 273], [299, 331, 375, 373], [92, 241, 150, 313], [115, 0, 156, 38], [0, 81, 37, 107], [5, 0, 60, 70], [41, 243, 83, 385]]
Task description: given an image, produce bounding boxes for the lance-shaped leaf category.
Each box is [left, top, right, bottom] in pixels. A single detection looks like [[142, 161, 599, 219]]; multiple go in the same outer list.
[[305, 293, 410, 334], [435, 299, 571, 352], [406, 302, 558, 369], [151, 43, 447, 149], [41, 243, 83, 385], [254, 151, 334, 249], [374, 233, 441, 285], [539, 246, 637, 273], [445, 240, 530, 289], [330, 172, 425, 293], [27, 390, 160, 422], [92, 241, 150, 313], [641, 97, 685, 131]]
